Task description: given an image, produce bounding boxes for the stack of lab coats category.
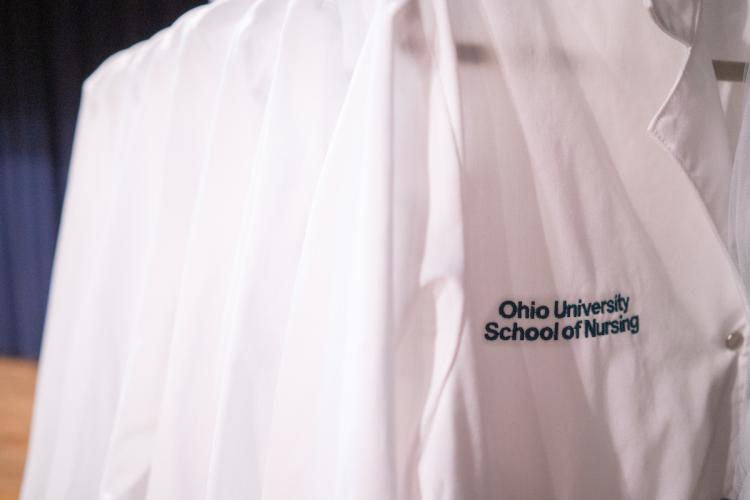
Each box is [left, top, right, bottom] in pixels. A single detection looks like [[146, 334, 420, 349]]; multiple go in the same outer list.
[[20, 0, 750, 498]]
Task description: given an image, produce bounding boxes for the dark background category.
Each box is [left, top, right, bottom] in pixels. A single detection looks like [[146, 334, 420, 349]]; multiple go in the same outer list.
[[0, 0, 204, 358]]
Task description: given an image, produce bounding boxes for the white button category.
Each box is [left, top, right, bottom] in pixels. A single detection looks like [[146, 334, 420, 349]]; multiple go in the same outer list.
[[726, 331, 744, 350]]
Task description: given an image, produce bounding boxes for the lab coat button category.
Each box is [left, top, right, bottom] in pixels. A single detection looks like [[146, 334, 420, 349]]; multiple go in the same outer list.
[[725, 331, 744, 350]]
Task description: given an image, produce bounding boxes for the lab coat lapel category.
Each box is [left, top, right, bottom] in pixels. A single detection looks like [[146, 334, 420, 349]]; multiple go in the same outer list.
[[647, 0, 735, 247]]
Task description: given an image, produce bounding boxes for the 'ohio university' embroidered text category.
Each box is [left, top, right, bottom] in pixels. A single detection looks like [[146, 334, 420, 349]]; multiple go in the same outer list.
[[484, 293, 640, 342]]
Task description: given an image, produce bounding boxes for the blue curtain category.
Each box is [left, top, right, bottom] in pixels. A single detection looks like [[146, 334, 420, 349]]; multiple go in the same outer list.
[[0, 0, 203, 358]]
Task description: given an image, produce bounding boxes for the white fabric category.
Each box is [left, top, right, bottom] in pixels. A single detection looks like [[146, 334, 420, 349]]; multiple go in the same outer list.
[[21, 0, 750, 499], [703, 0, 750, 166], [734, 82, 750, 500]]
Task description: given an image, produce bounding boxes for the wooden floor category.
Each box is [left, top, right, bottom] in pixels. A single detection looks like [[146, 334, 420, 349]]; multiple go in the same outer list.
[[0, 357, 37, 500]]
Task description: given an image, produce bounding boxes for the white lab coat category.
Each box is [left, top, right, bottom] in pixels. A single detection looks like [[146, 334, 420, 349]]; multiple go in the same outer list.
[[20, 0, 750, 498]]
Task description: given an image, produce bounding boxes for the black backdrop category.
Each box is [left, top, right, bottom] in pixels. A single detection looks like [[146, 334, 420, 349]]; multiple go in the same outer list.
[[0, 0, 204, 357]]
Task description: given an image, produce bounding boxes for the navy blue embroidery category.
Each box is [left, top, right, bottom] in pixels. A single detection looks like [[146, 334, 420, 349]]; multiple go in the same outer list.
[[484, 293, 640, 342]]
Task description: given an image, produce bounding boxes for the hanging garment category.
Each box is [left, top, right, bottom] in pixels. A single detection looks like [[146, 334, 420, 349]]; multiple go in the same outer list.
[[18, 15, 187, 499], [20, 0, 750, 499], [732, 55, 750, 500]]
